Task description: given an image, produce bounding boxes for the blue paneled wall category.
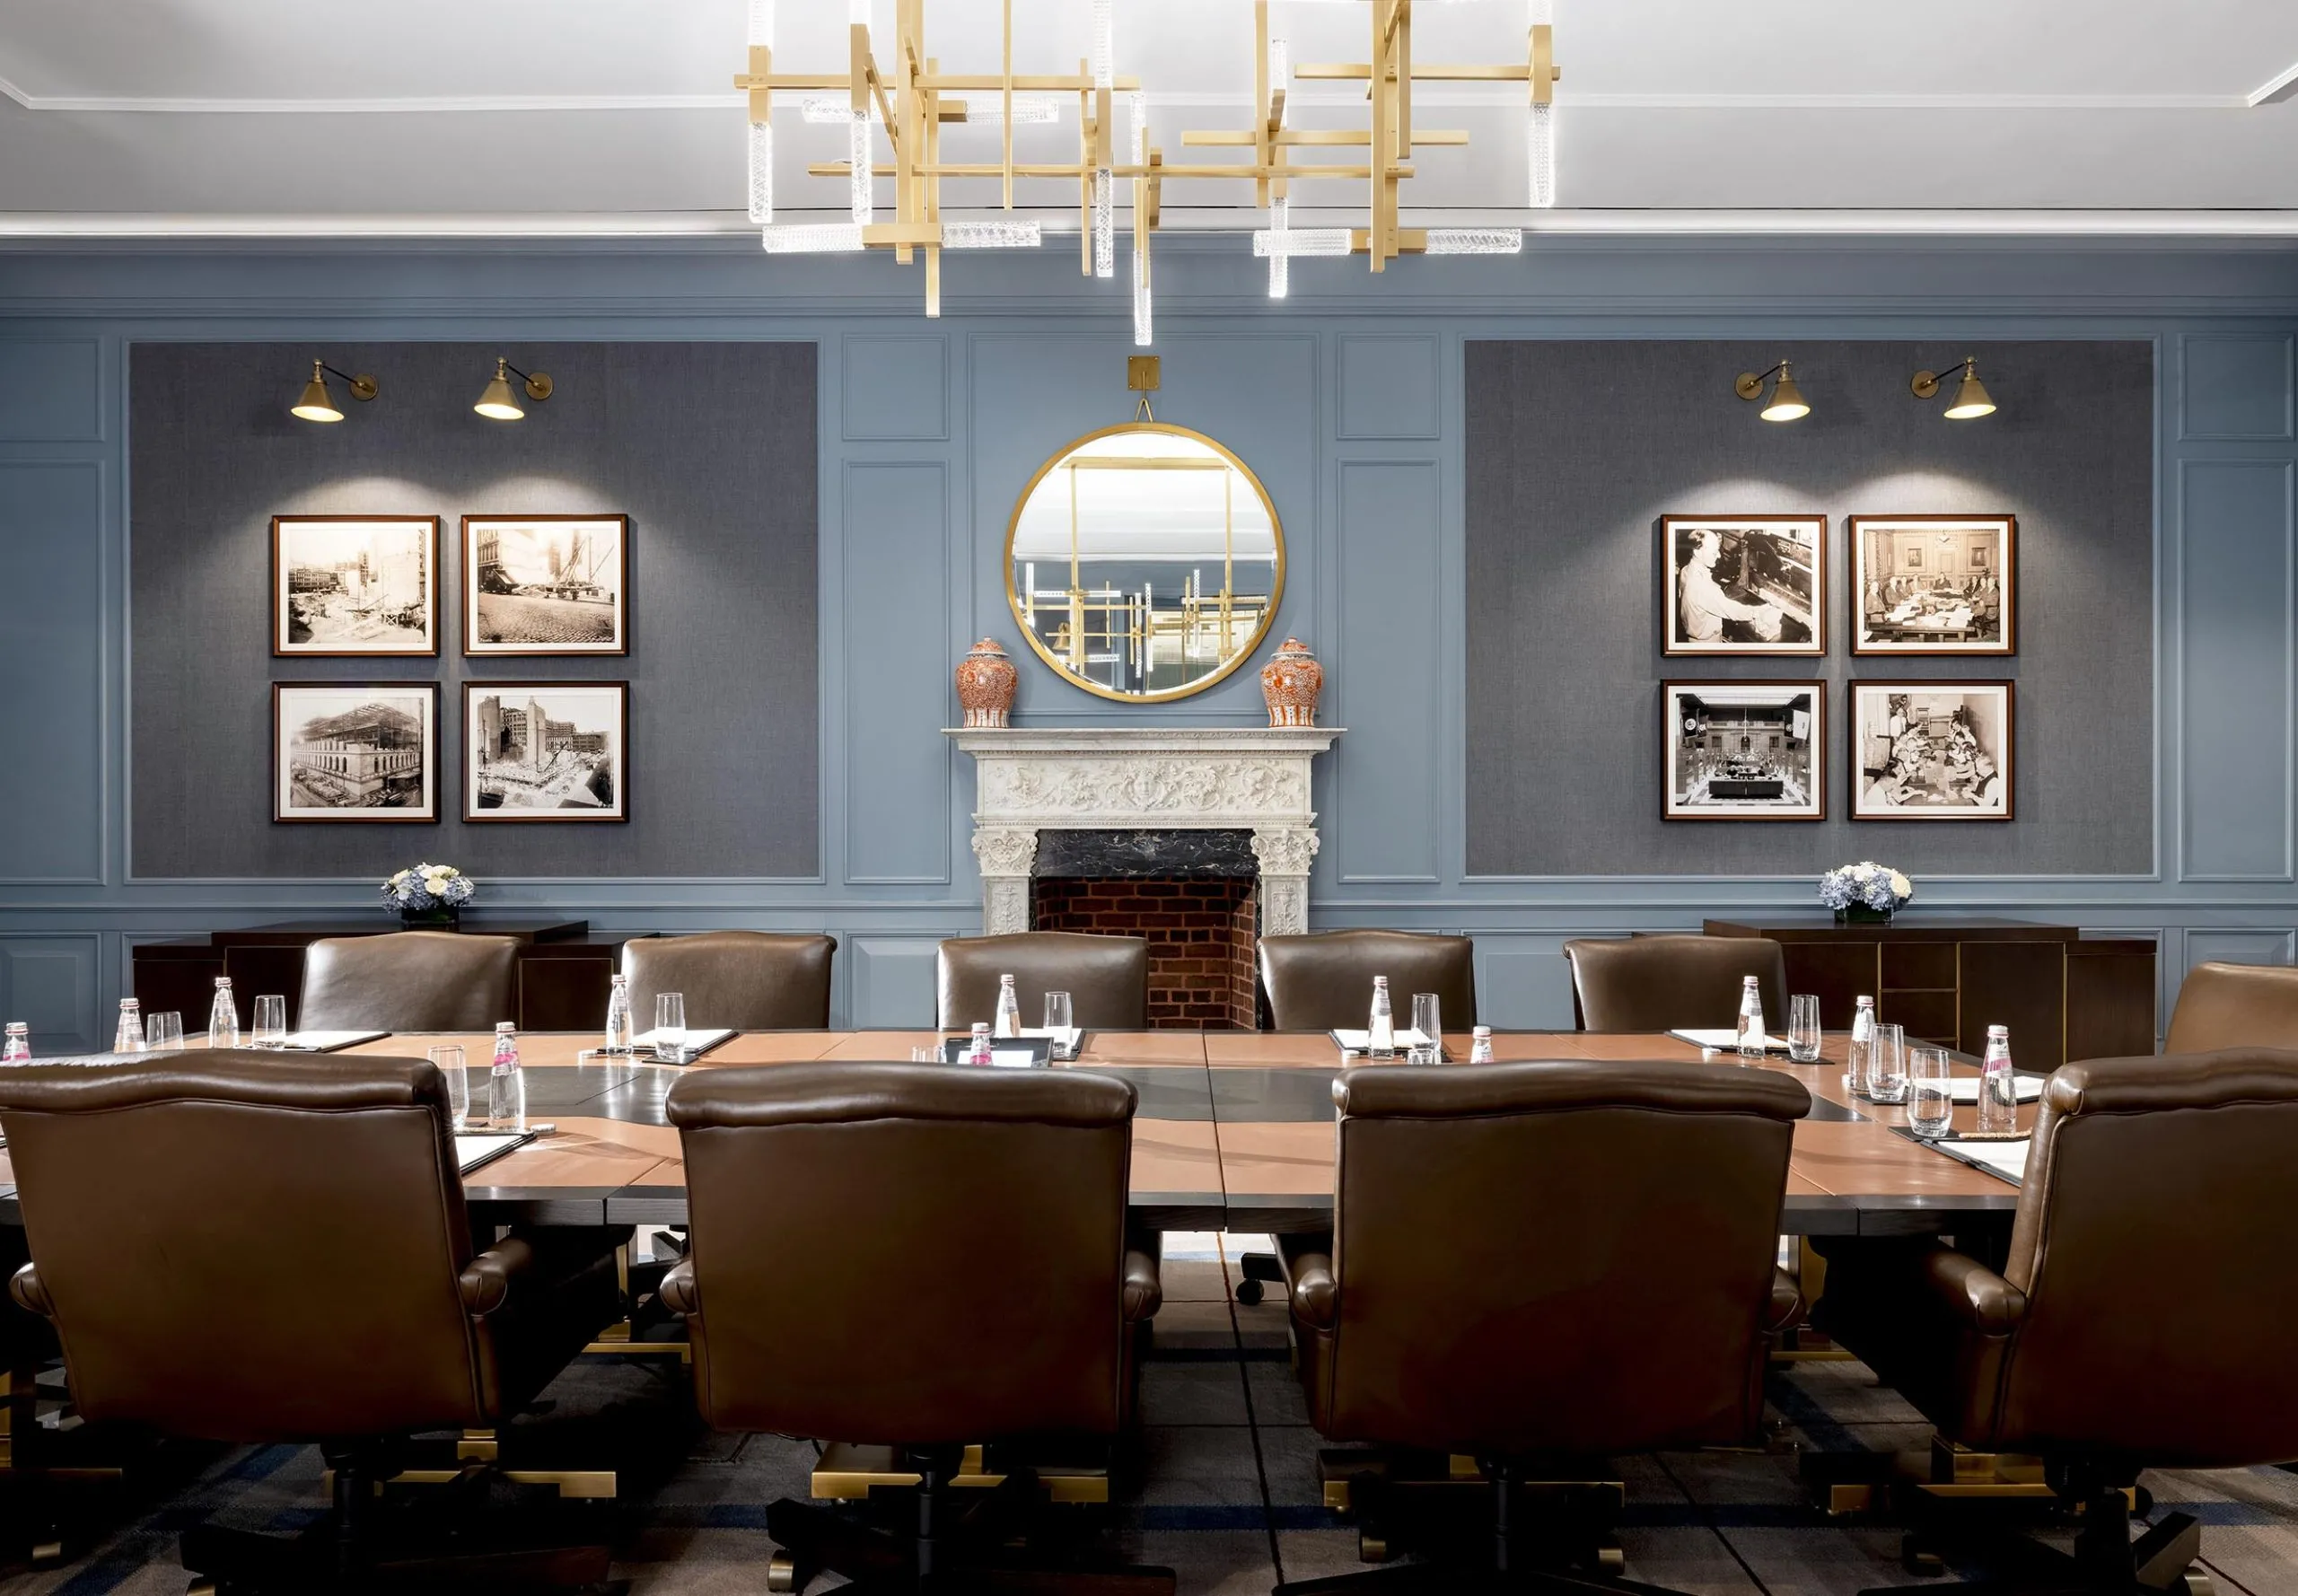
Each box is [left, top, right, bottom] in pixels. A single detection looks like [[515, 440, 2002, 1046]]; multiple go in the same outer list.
[[1, 239, 2294, 1043]]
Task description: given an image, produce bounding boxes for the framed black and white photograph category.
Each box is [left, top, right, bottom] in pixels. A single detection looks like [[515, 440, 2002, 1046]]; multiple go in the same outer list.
[[464, 681, 627, 822], [271, 515, 439, 657], [1850, 681, 2014, 820], [272, 683, 439, 822], [462, 514, 629, 655], [1662, 681, 1826, 820], [1660, 515, 1824, 656], [1849, 514, 2015, 655]]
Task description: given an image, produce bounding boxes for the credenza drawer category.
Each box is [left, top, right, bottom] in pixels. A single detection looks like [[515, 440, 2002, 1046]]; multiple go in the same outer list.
[[1881, 941, 1958, 991]]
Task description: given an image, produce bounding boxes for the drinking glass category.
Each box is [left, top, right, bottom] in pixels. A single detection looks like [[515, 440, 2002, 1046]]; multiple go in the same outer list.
[[1043, 991, 1074, 1057], [428, 1045, 469, 1129], [1908, 1046, 1954, 1139], [251, 995, 288, 1049], [144, 1011, 185, 1052], [911, 1044, 942, 1064], [1785, 995, 1822, 1064], [1866, 1022, 1908, 1105], [1411, 993, 1442, 1057], [653, 993, 688, 1063]]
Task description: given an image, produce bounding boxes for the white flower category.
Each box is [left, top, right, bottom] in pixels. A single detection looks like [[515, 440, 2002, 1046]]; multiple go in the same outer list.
[[1889, 871, 1913, 899]]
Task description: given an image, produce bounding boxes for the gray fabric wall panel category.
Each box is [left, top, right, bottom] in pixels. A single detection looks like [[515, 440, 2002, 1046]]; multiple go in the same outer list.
[[1464, 339, 2153, 876], [130, 341, 820, 878]]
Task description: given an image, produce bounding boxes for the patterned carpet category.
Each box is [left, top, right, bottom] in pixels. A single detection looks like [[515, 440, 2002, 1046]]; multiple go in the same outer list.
[[3, 1233, 2294, 1596]]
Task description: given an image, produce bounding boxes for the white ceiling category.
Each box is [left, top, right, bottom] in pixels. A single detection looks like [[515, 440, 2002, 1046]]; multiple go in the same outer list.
[[2, 0, 2296, 233]]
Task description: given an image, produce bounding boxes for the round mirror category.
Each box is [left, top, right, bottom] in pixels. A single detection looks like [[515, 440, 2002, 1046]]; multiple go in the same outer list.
[[1005, 422, 1285, 701]]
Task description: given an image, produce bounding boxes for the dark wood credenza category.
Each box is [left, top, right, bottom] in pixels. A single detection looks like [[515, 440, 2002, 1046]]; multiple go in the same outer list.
[[1703, 915, 2157, 1071], [131, 919, 625, 1032]]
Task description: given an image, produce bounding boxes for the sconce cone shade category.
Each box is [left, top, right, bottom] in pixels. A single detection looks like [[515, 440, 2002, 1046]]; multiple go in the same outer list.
[[293, 372, 344, 423], [475, 360, 524, 421], [1759, 367, 1811, 423], [1943, 365, 1996, 420]]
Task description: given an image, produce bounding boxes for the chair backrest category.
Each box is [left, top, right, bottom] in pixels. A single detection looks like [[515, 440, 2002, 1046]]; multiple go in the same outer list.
[[666, 1063, 1137, 1445], [297, 931, 518, 1031], [1564, 934, 1787, 1032], [1316, 1059, 1808, 1456], [621, 932, 837, 1030], [0, 1053, 491, 1443], [2163, 961, 2298, 1053], [1258, 931, 1478, 1031], [936, 933, 1148, 1031], [1995, 1048, 2298, 1469]]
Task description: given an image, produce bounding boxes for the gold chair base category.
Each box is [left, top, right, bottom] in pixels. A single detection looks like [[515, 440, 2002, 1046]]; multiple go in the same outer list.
[[811, 1442, 1109, 1504], [583, 1320, 692, 1364], [1809, 1436, 2132, 1516], [1316, 1451, 1623, 1515]]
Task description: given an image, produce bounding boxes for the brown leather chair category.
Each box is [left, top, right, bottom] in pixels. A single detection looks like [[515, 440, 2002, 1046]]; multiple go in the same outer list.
[[621, 930, 837, 1030], [296, 930, 518, 1031], [937, 932, 1149, 1031], [0, 1051, 622, 1592], [1563, 934, 1787, 1032], [1813, 1048, 2298, 1596], [1276, 1059, 1809, 1593], [2163, 960, 2298, 1053], [662, 1062, 1171, 1594], [1259, 930, 1478, 1031]]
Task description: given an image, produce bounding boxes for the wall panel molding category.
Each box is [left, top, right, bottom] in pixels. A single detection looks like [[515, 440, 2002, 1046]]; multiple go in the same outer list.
[[1333, 458, 1443, 883], [0, 934, 101, 1051], [0, 337, 102, 442], [839, 460, 953, 886], [0, 459, 106, 884], [2180, 332, 2295, 442], [1337, 333, 1441, 441], [842, 333, 951, 443]]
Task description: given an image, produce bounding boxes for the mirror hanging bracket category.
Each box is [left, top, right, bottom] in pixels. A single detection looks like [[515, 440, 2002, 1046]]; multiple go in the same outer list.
[[1127, 354, 1160, 420]]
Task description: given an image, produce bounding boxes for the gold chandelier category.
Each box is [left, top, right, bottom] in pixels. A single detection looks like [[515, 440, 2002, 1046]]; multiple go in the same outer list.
[[735, 1, 1558, 337]]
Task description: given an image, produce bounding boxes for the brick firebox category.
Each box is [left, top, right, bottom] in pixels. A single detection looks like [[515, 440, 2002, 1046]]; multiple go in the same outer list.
[[1031, 876, 1259, 1030]]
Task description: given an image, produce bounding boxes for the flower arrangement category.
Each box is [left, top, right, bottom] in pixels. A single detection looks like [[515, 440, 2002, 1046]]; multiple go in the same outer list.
[[382, 863, 476, 925], [1819, 861, 1912, 923]]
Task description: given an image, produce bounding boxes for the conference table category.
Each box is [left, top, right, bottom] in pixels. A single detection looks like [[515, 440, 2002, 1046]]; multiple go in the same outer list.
[[0, 1030, 2030, 1239]]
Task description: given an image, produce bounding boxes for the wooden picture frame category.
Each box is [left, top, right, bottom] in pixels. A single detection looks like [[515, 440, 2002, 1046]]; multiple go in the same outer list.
[[1849, 514, 2017, 656], [462, 514, 631, 656], [1848, 680, 2016, 821], [1659, 514, 1827, 657], [271, 515, 440, 657], [1662, 680, 1827, 821], [463, 680, 628, 822], [272, 682, 440, 822]]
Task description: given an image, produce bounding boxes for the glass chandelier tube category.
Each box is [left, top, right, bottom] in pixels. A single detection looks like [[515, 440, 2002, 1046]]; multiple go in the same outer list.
[[850, 110, 873, 224], [1131, 92, 1151, 346], [943, 220, 1044, 249], [1252, 227, 1353, 257], [1425, 228, 1525, 255], [1527, 102, 1557, 209], [747, 123, 775, 224], [761, 224, 867, 253], [748, 0, 774, 44], [1091, 0, 1115, 279], [1267, 196, 1289, 300]]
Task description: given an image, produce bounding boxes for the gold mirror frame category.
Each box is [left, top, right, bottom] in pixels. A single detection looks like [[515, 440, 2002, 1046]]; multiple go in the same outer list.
[[1004, 421, 1286, 704]]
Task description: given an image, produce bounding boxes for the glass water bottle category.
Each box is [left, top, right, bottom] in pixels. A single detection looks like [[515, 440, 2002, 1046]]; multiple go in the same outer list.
[[994, 974, 1022, 1039], [114, 998, 147, 1054], [1468, 1025, 1495, 1064], [4, 1022, 30, 1062], [602, 974, 635, 1056], [1845, 995, 1876, 1100], [968, 1022, 994, 1065], [208, 977, 240, 1050], [1367, 977, 1396, 1058], [1977, 1025, 2019, 1136], [1735, 976, 1766, 1059], [489, 1022, 526, 1130]]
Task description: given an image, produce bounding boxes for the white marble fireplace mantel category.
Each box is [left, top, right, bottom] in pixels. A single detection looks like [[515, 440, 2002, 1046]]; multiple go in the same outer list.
[[943, 726, 1344, 936]]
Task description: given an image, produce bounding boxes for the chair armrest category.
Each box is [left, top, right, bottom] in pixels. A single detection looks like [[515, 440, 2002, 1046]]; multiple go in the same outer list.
[[457, 1237, 537, 1318], [1924, 1248, 2026, 1337], [658, 1258, 699, 1317], [9, 1264, 52, 1320], [1767, 1267, 1802, 1334], [1285, 1252, 1338, 1329], [1122, 1247, 1162, 1322]]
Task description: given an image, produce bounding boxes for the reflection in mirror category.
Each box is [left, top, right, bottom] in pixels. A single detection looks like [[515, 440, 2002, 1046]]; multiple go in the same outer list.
[[1006, 424, 1283, 700]]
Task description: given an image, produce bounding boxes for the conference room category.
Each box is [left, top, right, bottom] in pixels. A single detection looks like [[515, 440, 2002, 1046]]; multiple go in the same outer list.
[[3, 4, 2297, 1594]]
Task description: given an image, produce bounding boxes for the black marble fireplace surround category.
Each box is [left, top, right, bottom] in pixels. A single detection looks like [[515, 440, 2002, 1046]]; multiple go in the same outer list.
[[1031, 829, 1258, 880]]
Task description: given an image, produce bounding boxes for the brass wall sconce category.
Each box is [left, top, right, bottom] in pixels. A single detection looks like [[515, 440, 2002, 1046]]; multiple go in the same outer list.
[[1912, 355, 1996, 420], [475, 357, 553, 421], [1735, 360, 1811, 423], [290, 360, 378, 423]]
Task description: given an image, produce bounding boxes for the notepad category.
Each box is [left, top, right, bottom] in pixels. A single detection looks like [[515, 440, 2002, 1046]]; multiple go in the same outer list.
[[1941, 1074, 2046, 1103], [1929, 1136, 2030, 1186], [454, 1131, 535, 1175], [1331, 1029, 1435, 1054], [1668, 1029, 1790, 1053], [275, 1030, 387, 1052], [629, 1027, 735, 1057]]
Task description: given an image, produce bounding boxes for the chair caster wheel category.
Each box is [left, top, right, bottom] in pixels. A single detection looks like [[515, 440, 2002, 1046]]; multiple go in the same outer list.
[[767, 1551, 804, 1592], [1901, 1535, 1946, 1576], [2131, 1485, 2154, 1517], [1235, 1278, 1265, 1305], [186, 1582, 220, 1596], [1357, 1530, 1391, 1564], [31, 1539, 64, 1566], [1593, 1545, 1626, 1575], [2180, 1574, 2215, 1596]]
